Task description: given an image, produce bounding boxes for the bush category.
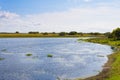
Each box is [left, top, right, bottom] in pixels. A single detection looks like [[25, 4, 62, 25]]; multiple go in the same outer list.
[[68, 31, 77, 35], [28, 32, 39, 34], [59, 32, 66, 36], [111, 28, 120, 40]]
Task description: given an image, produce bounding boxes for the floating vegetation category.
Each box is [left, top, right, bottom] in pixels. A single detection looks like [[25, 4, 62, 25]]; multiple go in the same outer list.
[[26, 53, 32, 56], [1, 49, 7, 52], [47, 54, 53, 58], [0, 58, 5, 60]]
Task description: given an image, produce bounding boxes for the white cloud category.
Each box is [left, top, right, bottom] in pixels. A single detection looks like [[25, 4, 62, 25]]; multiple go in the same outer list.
[[0, 11, 19, 19], [0, 5, 120, 33]]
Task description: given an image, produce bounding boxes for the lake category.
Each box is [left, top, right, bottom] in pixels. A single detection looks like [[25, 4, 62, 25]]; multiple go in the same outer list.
[[0, 38, 112, 80]]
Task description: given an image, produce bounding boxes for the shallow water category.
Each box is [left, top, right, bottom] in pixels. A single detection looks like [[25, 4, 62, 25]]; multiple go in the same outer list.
[[0, 38, 112, 80]]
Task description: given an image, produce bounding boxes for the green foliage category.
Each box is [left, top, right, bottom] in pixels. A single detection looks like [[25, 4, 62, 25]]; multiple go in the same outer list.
[[89, 32, 101, 35], [26, 53, 32, 56], [15, 31, 19, 34], [104, 32, 112, 38], [84, 37, 120, 80], [42, 32, 48, 35], [111, 28, 120, 40], [47, 54, 53, 57], [68, 31, 77, 35], [0, 32, 105, 38], [59, 32, 66, 36], [0, 58, 5, 60], [28, 31, 39, 34]]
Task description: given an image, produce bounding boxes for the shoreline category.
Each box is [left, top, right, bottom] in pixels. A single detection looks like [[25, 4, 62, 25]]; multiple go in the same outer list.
[[82, 52, 113, 80], [78, 38, 120, 80]]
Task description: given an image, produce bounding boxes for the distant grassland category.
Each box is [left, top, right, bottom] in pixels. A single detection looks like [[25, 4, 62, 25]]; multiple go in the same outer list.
[[0, 33, 104, 38], [0, 33, 58, 38]]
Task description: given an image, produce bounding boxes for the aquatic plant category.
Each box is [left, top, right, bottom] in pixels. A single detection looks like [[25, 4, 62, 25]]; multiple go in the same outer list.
[[47, 54, 53, 57], [0, 58, 5, 60], [26, 53, 32, 56]]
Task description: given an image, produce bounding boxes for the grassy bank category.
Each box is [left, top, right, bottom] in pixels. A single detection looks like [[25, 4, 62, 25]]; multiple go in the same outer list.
[[78, 38, 120, 80], [0, 33, 104, 38]]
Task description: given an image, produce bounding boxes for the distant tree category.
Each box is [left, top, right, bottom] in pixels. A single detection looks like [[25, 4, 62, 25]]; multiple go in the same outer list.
[[104, 32, 112, 38], [52, 32, 56, 34], [89, 32, 100, 35], [111, 28, 120, 40], [59, 32, 66, 36], [94, 32, 101, 35], [68, 31, 77, 35], [42, 32, 48, 35], [78, 32, 83, 36], [28, 32, 39, 34], [15, 31, 19, 34]]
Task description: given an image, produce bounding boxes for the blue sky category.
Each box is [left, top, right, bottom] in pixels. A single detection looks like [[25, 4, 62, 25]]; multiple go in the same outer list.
[[0, 0, 70, 14], [0, 0, 120, 32]]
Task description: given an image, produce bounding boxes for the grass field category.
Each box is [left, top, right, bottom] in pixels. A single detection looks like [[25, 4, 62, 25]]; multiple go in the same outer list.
[[0, 33, 104, 38], [80, 38, 120, 80]]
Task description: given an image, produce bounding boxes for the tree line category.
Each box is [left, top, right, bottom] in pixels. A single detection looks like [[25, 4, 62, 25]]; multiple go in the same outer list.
[[105, 28, 120, 40], [1, 27, 120, 38], [13, 31, 103, 36]]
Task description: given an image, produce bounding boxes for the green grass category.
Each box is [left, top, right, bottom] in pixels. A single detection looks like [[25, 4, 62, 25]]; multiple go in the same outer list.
[[47, 54, 53, 57], [0, 33, 104, 38], [26, 53, 32, 56], [82, 37, 120, 80]]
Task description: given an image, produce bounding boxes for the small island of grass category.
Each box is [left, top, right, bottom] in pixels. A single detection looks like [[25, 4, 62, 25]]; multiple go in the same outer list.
[[26, 53, 32, 56], [47, 54, 53, 58], [0, 58, 5, 60]]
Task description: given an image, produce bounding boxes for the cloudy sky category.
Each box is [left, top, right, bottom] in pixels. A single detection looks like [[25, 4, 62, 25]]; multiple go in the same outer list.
[[0, 0, 120, 33]]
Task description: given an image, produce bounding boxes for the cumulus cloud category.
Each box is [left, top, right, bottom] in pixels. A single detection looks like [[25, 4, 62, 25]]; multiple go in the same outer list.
[[0, 5, 120, 32]]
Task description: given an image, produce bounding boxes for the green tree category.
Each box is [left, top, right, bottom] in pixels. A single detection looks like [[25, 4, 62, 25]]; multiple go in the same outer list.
[[68, 31, 77, 35], [104, 32, 112, 38], [111, 28, 120, 40], [28, 31, 39, 34], [59, 32, 66, 36], [42, 32, 48, 35], [15, 31, 19, 34]]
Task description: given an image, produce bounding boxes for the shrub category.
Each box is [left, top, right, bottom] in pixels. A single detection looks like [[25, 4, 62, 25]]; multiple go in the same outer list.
[[68, 31, 77, 35], [59, 32, 66, 36], [111, 28, 120, 40]]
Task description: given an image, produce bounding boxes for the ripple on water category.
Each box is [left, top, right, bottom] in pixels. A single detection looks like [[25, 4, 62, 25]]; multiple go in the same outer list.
[[0, 38, 112, 80]]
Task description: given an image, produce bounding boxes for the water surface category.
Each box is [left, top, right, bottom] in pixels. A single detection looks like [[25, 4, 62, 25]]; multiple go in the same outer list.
[[0, 38, 112, 80]]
